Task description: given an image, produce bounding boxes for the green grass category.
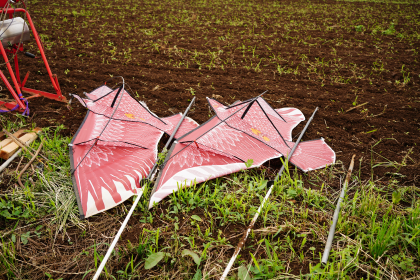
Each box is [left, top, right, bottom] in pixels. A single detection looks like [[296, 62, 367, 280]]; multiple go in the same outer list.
[[0, 121, 418, 278]]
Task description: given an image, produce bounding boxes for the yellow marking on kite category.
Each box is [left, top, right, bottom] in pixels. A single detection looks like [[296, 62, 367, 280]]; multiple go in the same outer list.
[[125, 113, 135, 119], [263, 136, 270, 142], [251, 128, 261, 135]]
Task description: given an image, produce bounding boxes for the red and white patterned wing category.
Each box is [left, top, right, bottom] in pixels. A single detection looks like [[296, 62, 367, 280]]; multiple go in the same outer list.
[[149, 142, 245, 208], [72, 145, 154, 218], [161, 114, 200, 139], [289, 138, 336, 172], [150, 99, 336, 208], [82, 87, 172, 132], [71, 112, 163, 218]]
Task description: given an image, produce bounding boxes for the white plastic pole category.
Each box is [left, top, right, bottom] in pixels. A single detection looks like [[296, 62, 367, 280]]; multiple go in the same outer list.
[[0, 148, 22, 173], [92, 190, 143, 280]]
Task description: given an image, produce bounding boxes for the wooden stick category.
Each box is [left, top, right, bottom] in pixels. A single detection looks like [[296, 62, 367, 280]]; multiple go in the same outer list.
[[0, 149, 22, 173], [0, 136, 41, 174], [345, 102, 368, 113], [18, 143, 43, 188], [15, 154, 25, 173]]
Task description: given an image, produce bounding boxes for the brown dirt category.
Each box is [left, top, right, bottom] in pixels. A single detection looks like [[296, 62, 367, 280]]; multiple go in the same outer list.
[[1, 0, 417, 185]]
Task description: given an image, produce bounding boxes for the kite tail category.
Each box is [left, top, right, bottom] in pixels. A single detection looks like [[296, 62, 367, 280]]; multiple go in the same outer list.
[[288, 138, 336, 172]]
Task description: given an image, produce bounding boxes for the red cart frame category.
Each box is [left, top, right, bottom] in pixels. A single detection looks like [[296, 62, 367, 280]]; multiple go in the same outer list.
[[0, 7, 66, 113]]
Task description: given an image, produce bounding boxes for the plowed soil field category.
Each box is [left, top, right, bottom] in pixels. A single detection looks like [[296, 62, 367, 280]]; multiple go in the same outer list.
[[6, 0, 418, 183]]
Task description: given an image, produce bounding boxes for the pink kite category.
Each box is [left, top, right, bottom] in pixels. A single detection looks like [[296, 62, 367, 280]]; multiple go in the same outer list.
[[70, 84, 198, 218], [150, 96, 336, 207]]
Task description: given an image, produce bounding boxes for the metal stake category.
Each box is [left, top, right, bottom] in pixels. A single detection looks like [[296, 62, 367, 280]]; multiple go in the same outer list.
[[148, 97, 195, 180], [321, 154, 355, 264]]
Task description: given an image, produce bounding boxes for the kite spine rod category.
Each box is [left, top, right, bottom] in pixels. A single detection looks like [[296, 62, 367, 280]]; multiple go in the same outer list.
[[92, 97, 196, 280], [220, 107, 319, 280], [148, 96, 196, 180], [321, 154, 355, 264]]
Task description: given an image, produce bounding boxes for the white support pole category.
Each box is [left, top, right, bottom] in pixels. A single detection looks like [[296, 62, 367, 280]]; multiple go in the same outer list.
[[0, 148, 22, 173], [92, 190, 143, 280]]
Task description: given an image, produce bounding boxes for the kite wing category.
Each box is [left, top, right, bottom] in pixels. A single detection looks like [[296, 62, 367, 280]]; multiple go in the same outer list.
[[70, 85, 198, 218], [149, 97, 335, 207]]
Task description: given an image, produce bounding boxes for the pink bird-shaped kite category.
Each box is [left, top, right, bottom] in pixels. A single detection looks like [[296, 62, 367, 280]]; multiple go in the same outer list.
[[70, 84, 198, 218]]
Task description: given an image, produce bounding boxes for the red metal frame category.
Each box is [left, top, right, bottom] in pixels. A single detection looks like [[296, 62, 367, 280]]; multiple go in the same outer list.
[[0, 7, 67, 113]]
